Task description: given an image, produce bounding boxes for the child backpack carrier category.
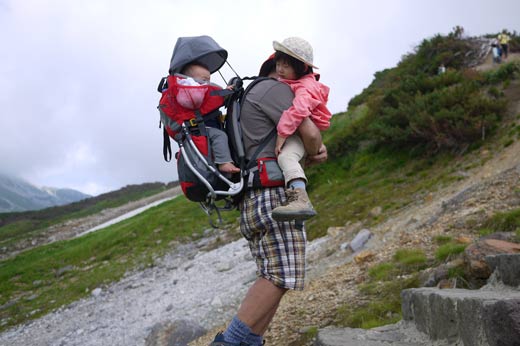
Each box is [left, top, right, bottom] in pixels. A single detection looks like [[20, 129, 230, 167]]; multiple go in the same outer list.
[[157, 36, 280, 226]]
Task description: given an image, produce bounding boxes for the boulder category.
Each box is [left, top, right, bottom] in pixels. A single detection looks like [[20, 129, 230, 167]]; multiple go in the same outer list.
[[465, 239, 520, 280], [145, 319, 206, 346], [349, 229, 373, 252]]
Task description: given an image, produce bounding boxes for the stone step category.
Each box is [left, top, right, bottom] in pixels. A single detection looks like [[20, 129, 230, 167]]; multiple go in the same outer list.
[[485, 253, 520, 287], [315, 255, 520, 346], [401, 287, 520, 346], [314, 322, 432, 346]]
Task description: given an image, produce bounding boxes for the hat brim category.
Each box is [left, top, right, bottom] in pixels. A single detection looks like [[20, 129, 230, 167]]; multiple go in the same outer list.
[[273, 40, 319, 69]]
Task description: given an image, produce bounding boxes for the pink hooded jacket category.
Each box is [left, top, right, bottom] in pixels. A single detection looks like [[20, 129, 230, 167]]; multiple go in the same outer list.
[[277, 73, 332, 138]]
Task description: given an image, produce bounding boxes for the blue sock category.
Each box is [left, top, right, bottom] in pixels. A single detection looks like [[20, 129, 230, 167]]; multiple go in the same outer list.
[[289, 179, 306, 190], [243, 332, 263, 346], [223, 315, 252, 344]]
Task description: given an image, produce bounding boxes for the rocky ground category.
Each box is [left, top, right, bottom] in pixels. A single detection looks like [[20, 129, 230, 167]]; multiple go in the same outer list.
[[190, 61, 520, 345], [1, 55, 519, 346], [188, 143, 520, 346]]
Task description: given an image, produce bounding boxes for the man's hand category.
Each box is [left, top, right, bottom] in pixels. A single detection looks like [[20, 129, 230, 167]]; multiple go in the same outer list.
[[275, 135, 287, 157], [305, 144, 328, 166]]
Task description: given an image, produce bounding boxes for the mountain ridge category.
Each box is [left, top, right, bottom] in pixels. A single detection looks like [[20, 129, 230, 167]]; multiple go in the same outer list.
[[0, 173, 91, 213]]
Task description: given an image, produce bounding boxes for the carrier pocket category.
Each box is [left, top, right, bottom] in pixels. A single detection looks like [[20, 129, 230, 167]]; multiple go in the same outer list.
[[257, 157, 285, 187]]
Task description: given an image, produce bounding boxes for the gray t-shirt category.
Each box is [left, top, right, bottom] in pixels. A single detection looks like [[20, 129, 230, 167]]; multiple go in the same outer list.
[[241, 79, 294, 161]]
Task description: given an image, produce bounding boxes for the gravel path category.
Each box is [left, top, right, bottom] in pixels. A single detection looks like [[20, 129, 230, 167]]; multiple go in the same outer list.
[[0, 236, 257, 346]]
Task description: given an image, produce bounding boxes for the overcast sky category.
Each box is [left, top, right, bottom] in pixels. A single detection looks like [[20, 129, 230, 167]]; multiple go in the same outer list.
[[1, 0, 518, 195]]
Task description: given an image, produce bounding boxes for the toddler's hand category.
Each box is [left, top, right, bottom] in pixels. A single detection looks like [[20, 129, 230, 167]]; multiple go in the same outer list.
[[275, 136, 286, 157]]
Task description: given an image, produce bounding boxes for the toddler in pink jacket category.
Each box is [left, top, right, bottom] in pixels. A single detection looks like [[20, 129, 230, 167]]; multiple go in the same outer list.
[[270, 37, 332, 221]]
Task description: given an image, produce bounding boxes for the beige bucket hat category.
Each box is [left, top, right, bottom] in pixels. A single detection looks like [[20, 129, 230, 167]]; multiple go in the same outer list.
[[273, 37, 318, 69]]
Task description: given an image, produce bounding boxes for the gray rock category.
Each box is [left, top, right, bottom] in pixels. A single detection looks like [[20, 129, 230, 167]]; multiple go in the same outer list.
[[485, 254, 520, 287], [314, 323, 430, 346], [91, 288, 103, 297], [145, 319, 206, 346], [26, 294, 39, 301], [55, 265, 75, 277], [216, 262, 233, 272], [349, 229, 372, 252], [483, 299, 520, 346], [402, 287, 520, 345]]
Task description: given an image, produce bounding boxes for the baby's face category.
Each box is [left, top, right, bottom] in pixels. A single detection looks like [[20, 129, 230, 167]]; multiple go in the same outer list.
[[187, 65, 211, 83]]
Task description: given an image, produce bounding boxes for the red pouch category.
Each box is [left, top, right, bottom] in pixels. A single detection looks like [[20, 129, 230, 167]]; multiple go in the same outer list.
[[257, 157, 285, 187]]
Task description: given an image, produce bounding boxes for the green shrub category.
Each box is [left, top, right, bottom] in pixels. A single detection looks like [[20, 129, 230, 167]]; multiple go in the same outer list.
[[435, 243, 467, 261], [448, 266, 466, 280], [480, 208, 520, 234], [393, 248, 427, 267], [336, 275, 419, 329], [368, 263, 397, 281], [478, 228, 495, 237], [484, 61, 520, 84], [338, 30, 513, 155], [433, 235, 452, 244]]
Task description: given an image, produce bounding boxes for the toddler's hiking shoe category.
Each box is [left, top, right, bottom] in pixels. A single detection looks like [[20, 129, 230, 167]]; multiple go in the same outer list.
[[271, 187, 316, 221]]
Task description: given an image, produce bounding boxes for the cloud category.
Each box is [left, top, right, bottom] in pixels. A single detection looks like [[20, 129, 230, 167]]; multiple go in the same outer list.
[[0, 0, 519, 195]]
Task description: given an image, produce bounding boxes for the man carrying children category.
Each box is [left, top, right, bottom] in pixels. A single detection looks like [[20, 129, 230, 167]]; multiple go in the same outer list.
[[210, 41, 328, 346]]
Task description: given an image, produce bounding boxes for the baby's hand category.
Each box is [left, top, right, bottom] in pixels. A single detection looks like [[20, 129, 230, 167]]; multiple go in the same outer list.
[[275, 136, 286, 157]]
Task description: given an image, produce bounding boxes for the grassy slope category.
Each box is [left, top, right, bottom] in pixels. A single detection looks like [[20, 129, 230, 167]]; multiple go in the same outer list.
[[0, 197, 238, 330], [0, 183, 177, 249], [304, 113, 482, 240]]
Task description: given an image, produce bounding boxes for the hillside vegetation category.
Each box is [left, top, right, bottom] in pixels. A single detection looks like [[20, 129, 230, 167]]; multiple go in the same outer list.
[[305, 27, 520, 240]]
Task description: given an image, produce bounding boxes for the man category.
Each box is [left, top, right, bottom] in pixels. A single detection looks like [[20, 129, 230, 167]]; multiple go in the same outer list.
[[497, 30, 511, 60], [209, 54, 327, 345]]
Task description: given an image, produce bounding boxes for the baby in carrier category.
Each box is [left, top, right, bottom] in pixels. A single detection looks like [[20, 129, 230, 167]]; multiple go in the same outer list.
[[175, 62, 240, 174]]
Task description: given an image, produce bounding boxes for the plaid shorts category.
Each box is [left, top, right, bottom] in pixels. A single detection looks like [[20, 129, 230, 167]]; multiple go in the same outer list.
[[240, 187, 307, 290]]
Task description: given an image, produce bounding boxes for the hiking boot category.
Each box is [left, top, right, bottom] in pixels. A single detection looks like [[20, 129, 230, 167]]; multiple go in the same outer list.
[[271, 188, 317, 221], [209, 332, 240, 346]]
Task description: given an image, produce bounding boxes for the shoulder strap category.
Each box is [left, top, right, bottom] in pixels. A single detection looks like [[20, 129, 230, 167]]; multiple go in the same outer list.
[[162, 124, 172, 162], [239, 77, 279, 170], [242, 77, 272, 99], [245, 128, 277, 170]]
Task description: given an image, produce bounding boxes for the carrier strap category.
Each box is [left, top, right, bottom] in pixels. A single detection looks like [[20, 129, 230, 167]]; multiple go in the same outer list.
[[245, 128, 277, 171], [157, 76, 168, 93], [193, 110, 207, 136], [163, 126, 172, 162]]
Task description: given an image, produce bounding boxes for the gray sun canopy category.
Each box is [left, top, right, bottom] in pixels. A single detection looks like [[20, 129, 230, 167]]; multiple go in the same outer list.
[[168, 35, 228, 75]]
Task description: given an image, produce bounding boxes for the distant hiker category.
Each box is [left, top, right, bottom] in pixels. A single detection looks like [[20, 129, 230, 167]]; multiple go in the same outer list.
[[177, 62, 240, 174], [497, 30, 511, 60], [492, 43, 502, 64], [209, 50, 328, 346], [269, 36, 332, 222], [438, 64, 446, 75]]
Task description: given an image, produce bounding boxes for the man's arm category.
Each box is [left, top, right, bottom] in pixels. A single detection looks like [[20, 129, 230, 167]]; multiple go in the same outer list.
[[305, 144, 328, 166], [298, 117, 322, 156]]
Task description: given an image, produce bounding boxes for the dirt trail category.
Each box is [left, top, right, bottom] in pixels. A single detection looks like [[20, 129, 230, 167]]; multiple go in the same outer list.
[[475, 52, 520, 72]]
